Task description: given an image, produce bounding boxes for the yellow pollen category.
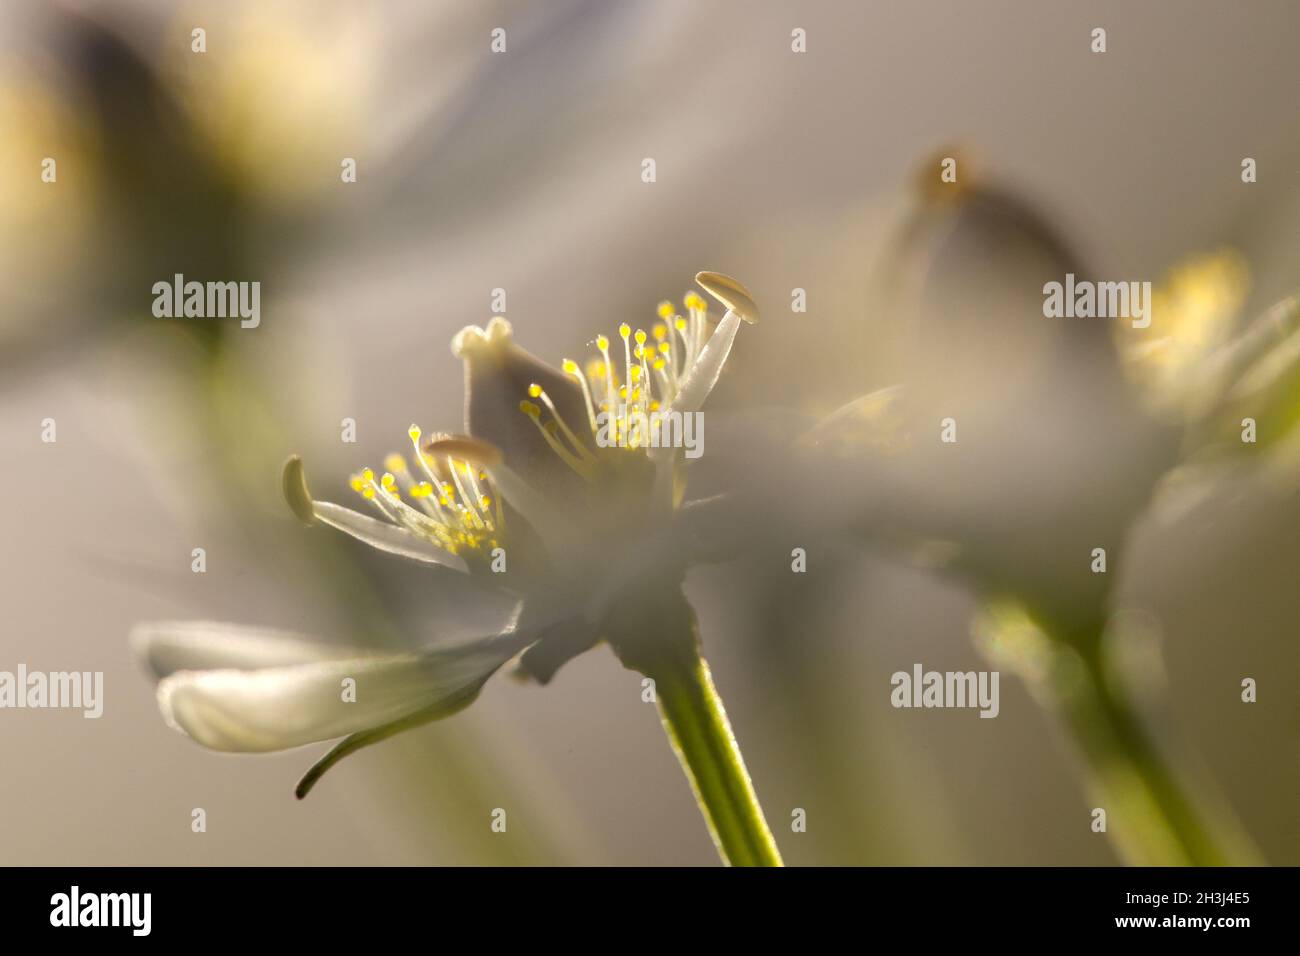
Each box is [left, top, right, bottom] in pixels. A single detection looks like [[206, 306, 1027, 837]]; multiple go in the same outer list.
[[674, 316, 688, 331], [408, 424, 421, 442], [634, 328, 647, 346], [384, 454, 407, 473], [657, 300, 674, 319], [562, 358, 579, 374], [519, 400, 541, 419], [349, 475, 366, 492], [528, 383, 543, 398], [596, 334, 609, 350], [361, 468, 375, 483], [619, 323, 631, 339], [653, 325, 668, 341], [659, 341, 671, 354]]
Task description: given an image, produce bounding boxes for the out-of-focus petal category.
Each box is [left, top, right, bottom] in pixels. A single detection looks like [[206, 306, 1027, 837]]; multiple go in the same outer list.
[[1115, 250, 1249, 418], [799, 385, 908, 458], [512, 618, 600, 685], [132, 620, 354, 683], [156, 632, 530, 753], [480, 459, 586, 564]]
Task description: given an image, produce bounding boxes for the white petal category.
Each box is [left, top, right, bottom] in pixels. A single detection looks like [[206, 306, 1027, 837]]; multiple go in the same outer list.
[[156, 635, 527, 753], [313, 500, 469, 572], [481, 461, 586, 562], [668, 309, 743, 416], [132, 620, 359, 682]]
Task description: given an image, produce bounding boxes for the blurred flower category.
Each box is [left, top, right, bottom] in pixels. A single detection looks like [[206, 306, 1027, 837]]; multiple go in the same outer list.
[[1115, 251, 1300, 467], [798, 160, 1298, 864], [161, 2, 373, 210], [1116, 250, 1250, 420]]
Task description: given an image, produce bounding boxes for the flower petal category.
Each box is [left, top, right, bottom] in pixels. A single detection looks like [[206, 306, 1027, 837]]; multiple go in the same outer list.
[[480, 459, 587, 562], [132, 620, 357, 683], [313, 500, 469, 572], [798, 385, 908, 457], [156, 632, 530, 753], [453, 317, 591, 505]]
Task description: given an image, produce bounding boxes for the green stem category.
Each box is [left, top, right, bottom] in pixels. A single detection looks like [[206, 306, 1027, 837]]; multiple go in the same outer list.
[[1001, 605, 1258, 866], [653, 648, 784, 867], [609, 584, 783, 866], [1060, 645, 1249, 866]]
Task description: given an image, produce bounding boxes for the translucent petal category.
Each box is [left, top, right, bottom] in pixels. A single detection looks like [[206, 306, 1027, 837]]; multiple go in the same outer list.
[[156, 632, 529, 753]]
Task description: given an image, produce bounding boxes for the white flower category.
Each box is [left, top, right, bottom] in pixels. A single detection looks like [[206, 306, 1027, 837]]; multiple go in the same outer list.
[[134, 272, 759, 795]]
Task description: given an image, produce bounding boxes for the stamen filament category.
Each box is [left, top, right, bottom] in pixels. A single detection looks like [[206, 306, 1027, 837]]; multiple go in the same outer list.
[[529, 384, 596, 464], [520, 401, 595, 480], [563, 358, 600, 432]]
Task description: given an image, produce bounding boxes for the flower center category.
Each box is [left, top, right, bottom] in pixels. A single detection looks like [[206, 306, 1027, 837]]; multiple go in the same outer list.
[[519, 290, 713, 477], [347, 424, 502, 559]]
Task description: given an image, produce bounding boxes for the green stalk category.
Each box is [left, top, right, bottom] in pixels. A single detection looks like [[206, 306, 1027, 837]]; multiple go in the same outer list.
[[609, 584, 783, 866], [981, 601, 1258, 866], [1059, 643, 1254, 866], [653, 648, 784, 866]]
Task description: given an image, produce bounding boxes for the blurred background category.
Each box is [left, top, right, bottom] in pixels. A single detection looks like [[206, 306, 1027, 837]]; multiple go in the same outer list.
[[1, 0, 1297, 865]]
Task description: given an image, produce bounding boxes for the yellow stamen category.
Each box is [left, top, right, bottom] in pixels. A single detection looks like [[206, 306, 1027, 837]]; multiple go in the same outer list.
[[563, 357, 599, 432], [619, 323, 633, 405], [596, 334, 616, 405], [530, 384, 596, 464], [519, 403, 596, 481], [446, 455, 486, 529]]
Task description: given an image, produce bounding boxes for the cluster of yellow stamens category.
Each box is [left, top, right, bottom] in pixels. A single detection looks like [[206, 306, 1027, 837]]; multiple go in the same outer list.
[[519, 291, 713, 474], [347, 425, 503, 557]]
